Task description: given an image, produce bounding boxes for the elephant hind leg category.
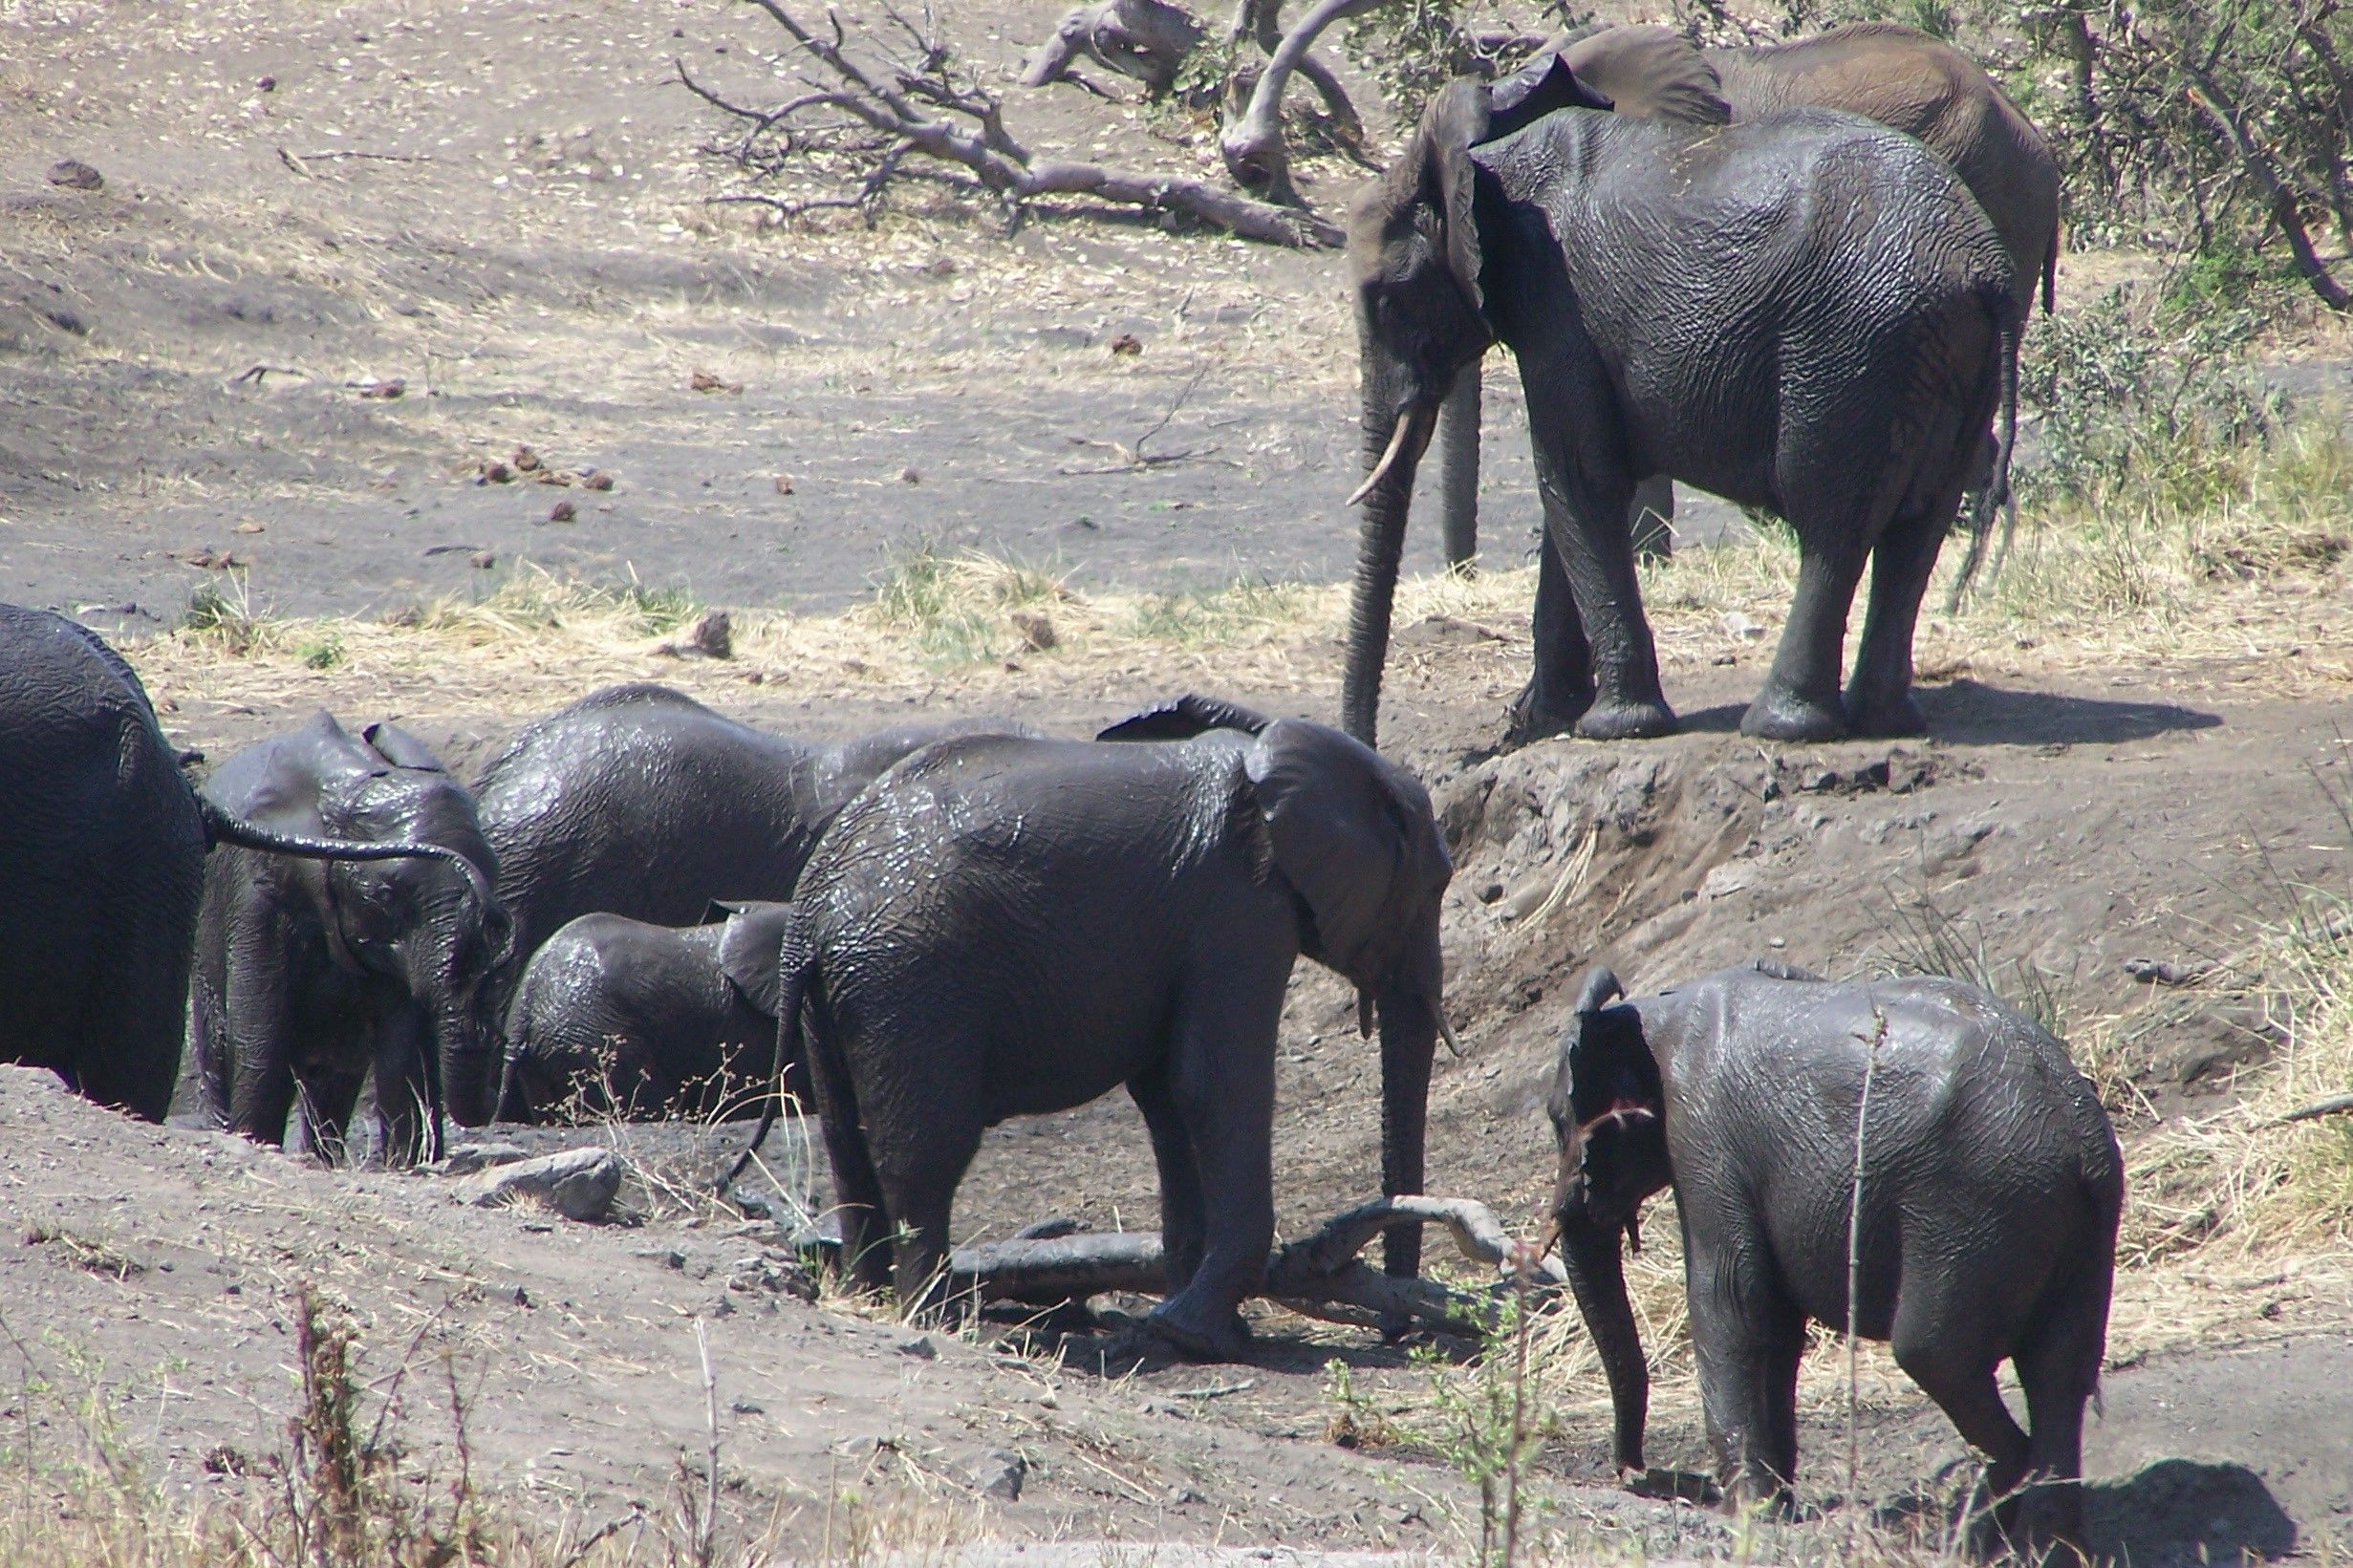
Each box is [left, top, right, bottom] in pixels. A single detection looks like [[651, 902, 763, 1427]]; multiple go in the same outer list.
[[1890, 1312, 2031, 1531], [1844, 496, 1961, 738], [2007, 1254, 2114, 1558], [1742, 539, 1870, 742], [1684, 1225, 1806, 1508]]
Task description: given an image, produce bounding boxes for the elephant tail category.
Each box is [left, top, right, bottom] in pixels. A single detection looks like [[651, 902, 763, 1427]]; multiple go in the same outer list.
[[718, 903, 816, 1192], [1943, 285, 2021, 612], [2041, 225, 2059, 317]]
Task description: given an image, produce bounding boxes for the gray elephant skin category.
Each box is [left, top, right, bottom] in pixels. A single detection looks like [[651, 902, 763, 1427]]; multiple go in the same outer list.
[[468, 684, 1014, 1110], [1548, 963, 2121, 1553], [773, 695, 1452, 1357], [497, 901, 800, 1122], [193, 712, 510, 1161], [1433, 22, 2060, 573], [0, 605, 484, 1123], [1343, 61, 2017, 748]]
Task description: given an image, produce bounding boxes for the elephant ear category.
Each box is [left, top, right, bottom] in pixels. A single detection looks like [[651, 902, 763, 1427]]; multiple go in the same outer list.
[[1096, 693, 1272, 742], [1243, 719, 1449, 988], [1483, 53, 1615, 142], [1557, 24, 1732, 125], [717, 902, 795, 1018], [359, 720, 448, 773], [1420, 79, 1492, 314]]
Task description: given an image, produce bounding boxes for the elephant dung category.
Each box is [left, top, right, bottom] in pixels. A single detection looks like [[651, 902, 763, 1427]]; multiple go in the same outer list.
[[456, 1147, 623, 1221]]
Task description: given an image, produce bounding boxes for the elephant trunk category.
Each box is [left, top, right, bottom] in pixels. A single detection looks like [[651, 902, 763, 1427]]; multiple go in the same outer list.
[[1436, 361, 1481, 571], [1558, 1210, 1649, 1472], [1374, 915, 1443, 1286], [1341, 385, 1437, 747]]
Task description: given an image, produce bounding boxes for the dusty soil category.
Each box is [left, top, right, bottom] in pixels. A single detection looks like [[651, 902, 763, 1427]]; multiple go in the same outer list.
[[5, 0, 2353, 1560]]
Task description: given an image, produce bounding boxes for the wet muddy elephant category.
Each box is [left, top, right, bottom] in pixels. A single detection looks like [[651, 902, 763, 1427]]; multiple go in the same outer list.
[[1548, 963, 2121, 1556], [1342, 63, 2017, 748], [467, 684, 1018, 1116], [497, 901, 801, 1122], [772, 696, 1454, 1356], [0, 606, 484, 1124], [193, 713, 510, 1163], [1433, 23, 2057, 580]]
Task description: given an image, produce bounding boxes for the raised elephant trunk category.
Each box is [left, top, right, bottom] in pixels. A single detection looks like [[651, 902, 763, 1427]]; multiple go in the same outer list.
[[1559, 1211, 1649, 1471], [1341, 395, 1437, 747]]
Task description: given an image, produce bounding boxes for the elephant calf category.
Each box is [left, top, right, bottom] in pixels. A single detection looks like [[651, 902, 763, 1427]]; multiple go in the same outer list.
[[497, 903, 800, 1123], [1548, 962, 2122, 1554], [773, 695, 1454, 1357]]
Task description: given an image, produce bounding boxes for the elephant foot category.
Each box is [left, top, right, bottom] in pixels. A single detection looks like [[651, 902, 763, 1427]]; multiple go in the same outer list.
[[1574, 696, 1677, 741], [1739, 687, 1848, 742], [1843, 685, 1927, 739], [1144, 1294, 1252, 1361], [1502, 681, 1591, 749]]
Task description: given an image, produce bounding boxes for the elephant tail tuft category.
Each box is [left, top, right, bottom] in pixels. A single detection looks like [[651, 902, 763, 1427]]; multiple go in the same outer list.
[[1943, 283, 2021, 611]]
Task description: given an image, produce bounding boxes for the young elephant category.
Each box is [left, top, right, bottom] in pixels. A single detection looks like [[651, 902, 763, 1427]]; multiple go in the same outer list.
[[497, 902, 800, 1122], [194, 713, 510, 1162], [1548, 963, 2122, 1552], [777, 695, 1454, 1357]]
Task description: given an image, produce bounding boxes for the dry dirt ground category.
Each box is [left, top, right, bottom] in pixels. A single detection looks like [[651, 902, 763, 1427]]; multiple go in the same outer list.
[[6, 0, 2353, 1561]]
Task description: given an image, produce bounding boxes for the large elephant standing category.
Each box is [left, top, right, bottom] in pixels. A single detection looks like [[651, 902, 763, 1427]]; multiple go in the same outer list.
[[496, 902, 800, 1123], [467, 685, 1014, 1112], [1433, 22, 2059, 582], [1548, 964, 2121, 1555], [1342, 63, 2017, 747], [193, 713, 510, 1161], [0, 605, 481, 1123], [774, 696, 1453, 1357]]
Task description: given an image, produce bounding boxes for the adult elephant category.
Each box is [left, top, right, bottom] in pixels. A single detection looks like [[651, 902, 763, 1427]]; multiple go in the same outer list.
[[496, 901, 800, 1123], [0, 605, 485, 1123], [470, 685, 1015, 1032], [193, 713, 510, 1162], [1432, 22, 2058, 582], [1547, 963, 2120, 1556], [770, 695, 1453, 1357], [1342, 62, 2016, 747]]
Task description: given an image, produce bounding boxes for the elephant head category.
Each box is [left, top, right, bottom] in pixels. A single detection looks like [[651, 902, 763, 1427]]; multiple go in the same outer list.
[[338, 720, 513, 1128], [1341, 58, 1613, 745], [1547, 965, 1673, 1471], [1104, 697, 1457, 1281]]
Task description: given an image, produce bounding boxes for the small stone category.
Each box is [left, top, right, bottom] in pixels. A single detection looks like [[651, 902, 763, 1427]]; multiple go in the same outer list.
[[1721, 610, 1765, 640], [234, 521, 265, 534], [975, 1450, 1025, 1500], [897, 1335, 938, 1360], [548, 500, 576, 524], [1109, 333, 1142, 356], [690, 368, 743, 395], [581, 469, 615, 491], [731, 1399, 766, 1415], [1011, 610, 1056, 651], [772, 474, 794, 495], [511, 444, 541, 471], [468, 550, 496, 569], [257, 75, 277, 91], [427, 1142, 528, 1176], [897, 465, 920, 484], [478, 461, 513, 484], [48, 160, 104, 191], [456, 1148, 623, 1221]]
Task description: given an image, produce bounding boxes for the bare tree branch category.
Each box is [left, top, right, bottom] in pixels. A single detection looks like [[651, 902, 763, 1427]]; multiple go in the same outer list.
[[1219, 0, 1384, 202], [1023, 0, 1205, 96], [698, 0, 1338, 245]]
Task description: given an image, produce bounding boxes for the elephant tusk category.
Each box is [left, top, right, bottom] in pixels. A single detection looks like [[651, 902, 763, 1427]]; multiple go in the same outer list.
[[1437, 1005, 1466, 1060], [1346, 408, 1431, 507]]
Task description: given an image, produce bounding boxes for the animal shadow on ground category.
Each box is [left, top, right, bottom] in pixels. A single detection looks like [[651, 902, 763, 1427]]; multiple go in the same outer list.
[[1676, 678, 2220, 746], [1868, 1457, 2293, 1566], [2083, 1458, 2298, 1566]]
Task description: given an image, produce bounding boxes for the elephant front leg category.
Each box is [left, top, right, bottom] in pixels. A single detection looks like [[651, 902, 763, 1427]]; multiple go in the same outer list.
[[1685, 1234, 1805, 1511], [1521, 375, 1674, 740], [1147, 975, 1282, 1360], [1505, 528, 1596, 744]]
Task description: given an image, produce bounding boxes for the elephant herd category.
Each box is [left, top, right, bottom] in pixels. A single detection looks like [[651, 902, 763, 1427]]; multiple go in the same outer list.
[[0, 18, 2123, 1555]]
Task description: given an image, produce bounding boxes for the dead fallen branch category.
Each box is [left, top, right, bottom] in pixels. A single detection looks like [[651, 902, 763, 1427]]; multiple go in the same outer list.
[[1023, 0, 1204, 97], [947, 1194, 1571, 1334], [1219, 0, 1382, 202], [2270, 1090, 2353, 1127], [689, 0, 1337, 246]]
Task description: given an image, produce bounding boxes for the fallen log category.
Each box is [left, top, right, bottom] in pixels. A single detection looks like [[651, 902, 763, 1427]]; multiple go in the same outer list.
[[947, 1194, 1569, 1335]]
